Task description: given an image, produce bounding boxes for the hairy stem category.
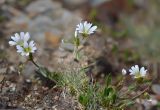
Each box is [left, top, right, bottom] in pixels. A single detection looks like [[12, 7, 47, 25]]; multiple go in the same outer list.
[[29, 53, 40, 68]]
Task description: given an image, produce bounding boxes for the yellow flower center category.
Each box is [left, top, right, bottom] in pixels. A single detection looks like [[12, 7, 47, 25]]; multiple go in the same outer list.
[[135, 72, 142, 78], [24, 47, 31, 53]]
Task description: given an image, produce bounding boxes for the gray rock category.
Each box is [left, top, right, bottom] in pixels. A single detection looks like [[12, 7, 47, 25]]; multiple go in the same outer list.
[[60, 43, 74, 51], [11, 13, 30, 28], [89, 0, 111, 6], [28, 15, 64, 45], [23, 62, 35, 78], [27, 11, 80, 46], [134, 0, 148, 8], [26, 0, 61, 14], [60, 10, 81, 29], [63, 0, 87, 7], [29, 16, 54, 31], [8, 0, 81, 49]]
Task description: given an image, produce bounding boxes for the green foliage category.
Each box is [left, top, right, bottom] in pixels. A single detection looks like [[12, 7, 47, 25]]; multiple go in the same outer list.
[[156, 102, 160, 108], [99, 76, 118, 109], [78, 84, 99, 110], [74, 37, 80, 48], [56, 67, 148, 110], [59, 70, 151, 110], [79, 94, 89, 106], [37, 67, 62, 84], [105, 74, 112, 87], [60, 68, 89, 95], [126, 101, 135, 107], [128, 84, 136, 91], [122, 49, 140, 63]]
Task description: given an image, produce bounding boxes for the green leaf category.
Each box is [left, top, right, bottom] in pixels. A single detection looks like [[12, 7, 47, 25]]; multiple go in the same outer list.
[[128, 84, 136, 91], [105, 74, 112, 87], [37, 67, 61, 83], [103, 87, 113, 97], [111, 93, 117, 103], [126, 101, 135, 107], [78, 94, 89, 106], [74, 37, 80, 47], [156, 102, 160, 108], [38, 67, 48, 78]]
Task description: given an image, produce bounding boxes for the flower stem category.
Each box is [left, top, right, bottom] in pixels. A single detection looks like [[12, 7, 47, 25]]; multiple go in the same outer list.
[[73, 46, 79, 61], [131, 86, 150, 100], [29, 53, 40, 68]]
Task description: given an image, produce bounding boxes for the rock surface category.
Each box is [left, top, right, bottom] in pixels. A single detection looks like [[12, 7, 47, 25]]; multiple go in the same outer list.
[[63, 0, 87, 7], [7, 0, 81, 48]]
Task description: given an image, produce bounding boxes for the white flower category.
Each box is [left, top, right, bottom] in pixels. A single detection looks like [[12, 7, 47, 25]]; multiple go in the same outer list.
[[76, 21, 97, 35], [16, 41, 37, 56], [129, 65, 147, 78], [9, 32, 30, 46], [122, 69, 127, 75]]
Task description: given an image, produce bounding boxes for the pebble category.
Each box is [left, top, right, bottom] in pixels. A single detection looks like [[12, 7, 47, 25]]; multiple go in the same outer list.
[[0, 75, 4, 82], [0, 68, 7, 74], [9, 83, 16, 92]]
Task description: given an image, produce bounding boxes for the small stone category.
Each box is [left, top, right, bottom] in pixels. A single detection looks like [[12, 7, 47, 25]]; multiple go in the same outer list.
[[0, 75, 4, 82], [0, 68, 7, 74], [52, 105, 58, 110], [36, 108, 43, 110], [152, 84, 160, 95], [9, 66, 16, 72], [54, 96, 59, 100], [25, 79, 31, 83], [9, 83, 16, 92]]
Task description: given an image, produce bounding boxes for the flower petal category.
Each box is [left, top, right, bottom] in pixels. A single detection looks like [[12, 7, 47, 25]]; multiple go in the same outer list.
[[24, 32, 30, 41], [16, 45, 23, 53], [20, 32, 25, 39], [29, 41, 34, 47], [9, 41, 16, 46], [85, 23, 92, 32], [15, 33, 21, 41], [88, 26, 97, 34], [24, 42, 29, 48], [140, 67, 147, 76]]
